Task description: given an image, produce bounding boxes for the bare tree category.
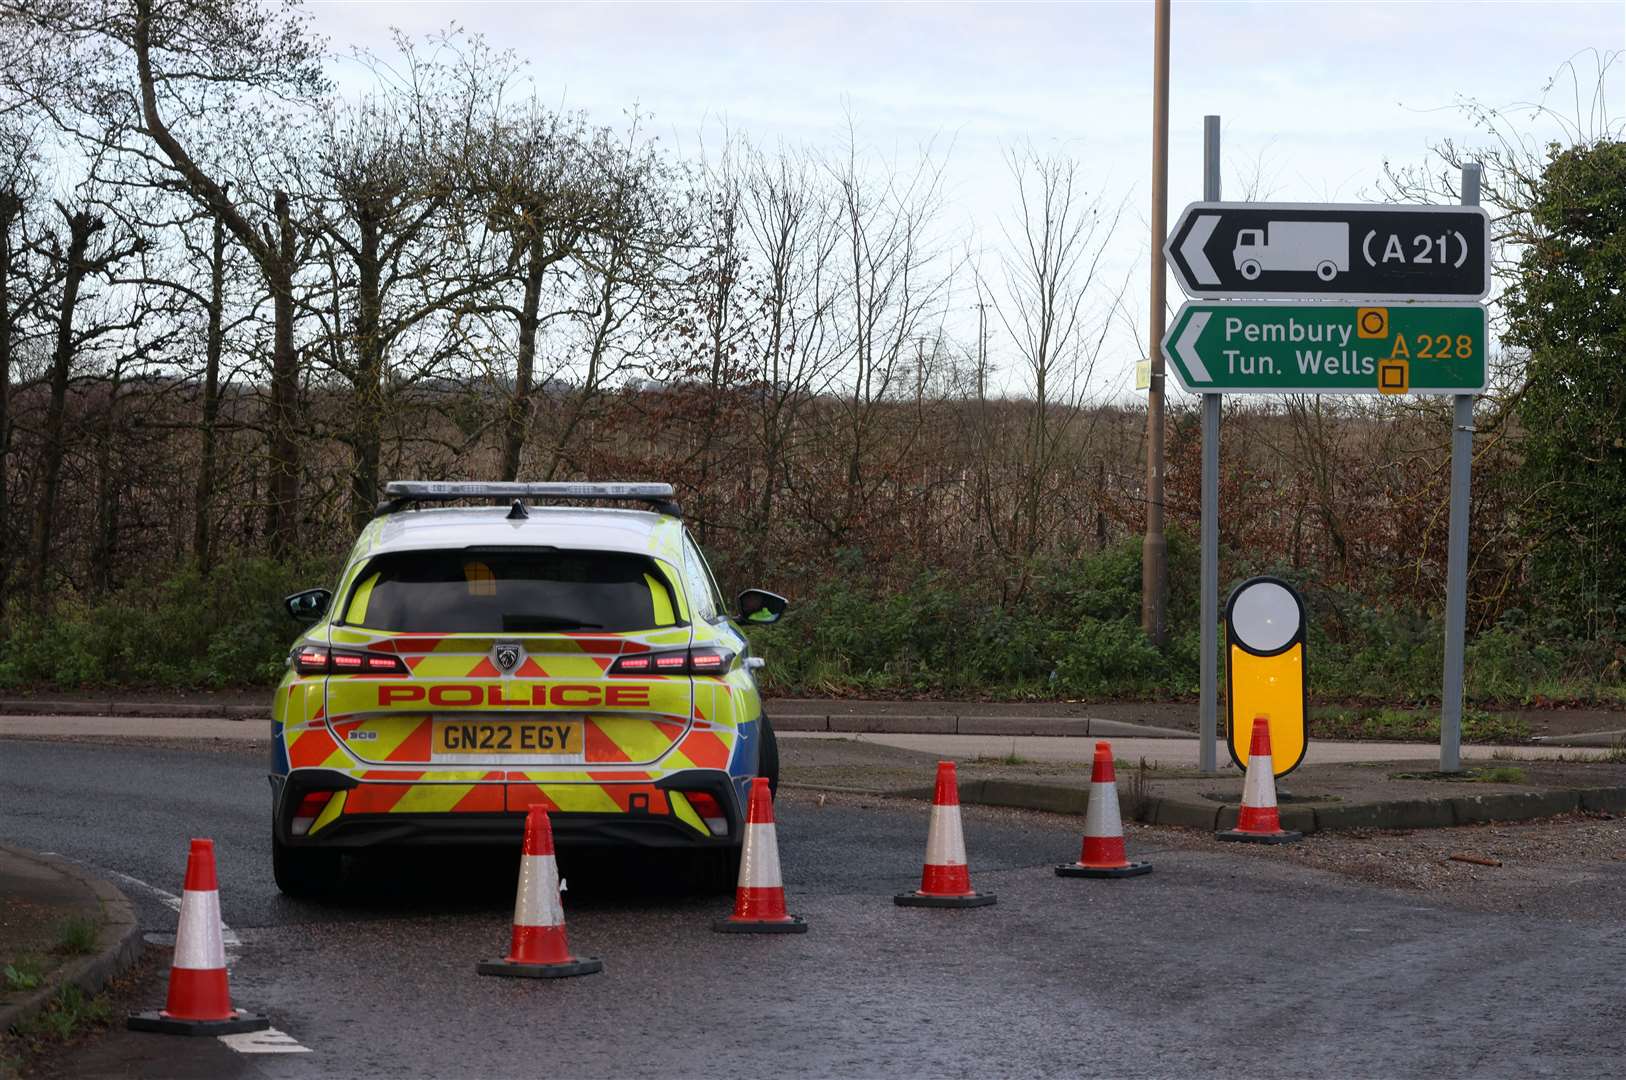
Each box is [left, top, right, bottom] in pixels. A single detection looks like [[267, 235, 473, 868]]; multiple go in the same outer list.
[[306, 32, 505, 527], [458, 96, 622, 482], [30, 196, 143, 602], [985, 145, 1127, 578], [538, 121, 685, 481], [737, 140, 841, 559], [810, 122, 953, 542]]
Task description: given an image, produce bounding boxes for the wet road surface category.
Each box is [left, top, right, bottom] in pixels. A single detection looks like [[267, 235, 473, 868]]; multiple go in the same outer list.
[[5, 737, 1626, 1078]]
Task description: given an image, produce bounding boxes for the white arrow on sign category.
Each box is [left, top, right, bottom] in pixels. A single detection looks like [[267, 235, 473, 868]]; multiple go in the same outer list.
[[1179, 214, 1221, 286], [1173, 311, 1212, 383]]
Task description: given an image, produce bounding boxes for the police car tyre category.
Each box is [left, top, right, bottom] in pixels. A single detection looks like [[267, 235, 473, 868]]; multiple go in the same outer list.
[[272, 832, 342, 898], [700, 843, 744, 895], [760, 715, 780, 798]]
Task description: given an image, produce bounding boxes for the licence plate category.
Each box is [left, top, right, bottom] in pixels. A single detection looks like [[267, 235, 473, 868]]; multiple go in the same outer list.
[[433, 718, 583, 756]]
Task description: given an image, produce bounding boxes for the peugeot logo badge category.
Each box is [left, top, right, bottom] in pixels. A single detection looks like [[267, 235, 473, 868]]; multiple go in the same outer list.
[[494, 641, 522, 672]]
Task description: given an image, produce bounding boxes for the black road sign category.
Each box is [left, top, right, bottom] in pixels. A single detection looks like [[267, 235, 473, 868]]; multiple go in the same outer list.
[[1165, 202, 1489, 301]]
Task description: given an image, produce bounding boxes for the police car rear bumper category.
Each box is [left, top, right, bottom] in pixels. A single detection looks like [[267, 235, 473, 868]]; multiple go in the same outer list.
[[270, 768, 742, 849]]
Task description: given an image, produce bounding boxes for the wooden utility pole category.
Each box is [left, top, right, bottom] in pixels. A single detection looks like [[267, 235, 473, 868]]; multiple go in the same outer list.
[[1141, 0, 1171, 644]]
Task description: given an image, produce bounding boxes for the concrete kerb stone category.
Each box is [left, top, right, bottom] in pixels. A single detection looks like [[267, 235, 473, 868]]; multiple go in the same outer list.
[[958, 716, 1091, 738], [770, 714, 830, 733], [1578, 786, 1626, 815], [0, 699, 267, 722], [828, 714, 955, 735], [827, 778, 1626, 836], [1449, 789, 1580, 826], [1087, 718, 1195, 740], [1142, 796, 1221, 831], [1313, 799, 1455, 832], [0, 700, 118, 717], [1532, 730, 1626, 748], [0, 845, 142, 1038], [774, 713, 1196, 738]]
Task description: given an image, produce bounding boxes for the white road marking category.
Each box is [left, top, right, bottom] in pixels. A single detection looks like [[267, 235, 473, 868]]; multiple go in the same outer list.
[[220, 1028, 312, 1054], [98, 867, 243, 948]]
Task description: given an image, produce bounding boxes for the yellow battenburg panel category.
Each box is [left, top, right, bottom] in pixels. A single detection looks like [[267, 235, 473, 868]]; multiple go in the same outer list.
[[345, 573, 379, 624], [530, 782, 622, 814], [391, 783, 476, 813], [307, 791, 348, 836], [333, 714, 430, 763], [666, 792, 708, 835], [595, 716, 682, 762]]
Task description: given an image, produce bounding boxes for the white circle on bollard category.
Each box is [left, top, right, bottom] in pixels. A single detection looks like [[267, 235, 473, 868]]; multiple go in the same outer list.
[[1230, 581, 1300, 653]]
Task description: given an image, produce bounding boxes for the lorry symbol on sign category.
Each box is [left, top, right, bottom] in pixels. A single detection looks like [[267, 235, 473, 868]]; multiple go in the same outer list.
[[1233, 222, 1349, 283]]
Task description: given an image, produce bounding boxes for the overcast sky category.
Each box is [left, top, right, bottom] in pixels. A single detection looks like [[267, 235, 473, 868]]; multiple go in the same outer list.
[[307, 1, 1623, 399]]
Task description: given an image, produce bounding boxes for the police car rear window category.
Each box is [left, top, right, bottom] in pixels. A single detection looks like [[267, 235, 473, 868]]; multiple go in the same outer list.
[[343, 550, 680, 633]]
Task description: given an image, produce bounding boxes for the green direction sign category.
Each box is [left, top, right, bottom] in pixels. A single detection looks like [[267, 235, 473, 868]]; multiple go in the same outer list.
[[1162, 302, 1487, 395]]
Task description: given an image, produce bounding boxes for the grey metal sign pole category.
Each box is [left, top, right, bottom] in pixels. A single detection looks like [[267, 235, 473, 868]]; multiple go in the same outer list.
[[1199, 115, 1221, 774], [1440, 162, 1482, 772]]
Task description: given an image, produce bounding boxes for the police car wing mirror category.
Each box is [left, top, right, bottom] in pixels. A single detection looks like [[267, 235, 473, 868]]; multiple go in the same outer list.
[[283, 588, 332, 623], [736, 589, 787, 625]]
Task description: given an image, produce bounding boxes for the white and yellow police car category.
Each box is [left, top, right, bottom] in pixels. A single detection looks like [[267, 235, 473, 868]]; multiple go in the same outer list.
[[270, 482, 786, 897]]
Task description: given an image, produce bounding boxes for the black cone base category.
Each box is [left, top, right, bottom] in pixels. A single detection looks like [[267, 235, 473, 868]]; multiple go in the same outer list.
[[713, 916, 808, 933], [1055, 860, 1153, 878], [1217, 829, 1303, 845], [128, 1010, 270, 1036], [894, 890, 997, 908], [478, 956, 603, 979]]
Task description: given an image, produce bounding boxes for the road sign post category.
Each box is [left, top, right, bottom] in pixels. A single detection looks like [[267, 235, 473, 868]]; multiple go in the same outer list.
[[1440, 165, 1483, 773], [1199, 115, 1220, 776]]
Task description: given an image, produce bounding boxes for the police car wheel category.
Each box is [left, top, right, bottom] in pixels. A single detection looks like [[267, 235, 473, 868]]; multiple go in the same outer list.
[[272, 832, 342, 899], [700, 843, 744, 895], [759, 715, 780, 799]]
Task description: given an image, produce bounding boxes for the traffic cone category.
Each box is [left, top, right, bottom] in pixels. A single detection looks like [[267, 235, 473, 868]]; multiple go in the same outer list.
[[714, 777, 807, 933], [1218, 717, 1303, 844], [479, 806, 603, 978], [896, 761, 996, 907], [128, 839, 268, 1035], [1056, 741, 1152, 878]]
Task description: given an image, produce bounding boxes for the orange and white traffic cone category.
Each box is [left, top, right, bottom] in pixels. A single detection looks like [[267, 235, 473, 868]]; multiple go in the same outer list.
[[1218, 717, 1303, 844], [1056, 741, 1152, 879], [714, 777, 807, 933], [128, 839, 268, 1035], [896, 761, 996, 908], [479, 806, 603, 978]]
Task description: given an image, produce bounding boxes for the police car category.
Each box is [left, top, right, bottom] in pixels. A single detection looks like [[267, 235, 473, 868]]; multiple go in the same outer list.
[[271, 481, 786, 897]]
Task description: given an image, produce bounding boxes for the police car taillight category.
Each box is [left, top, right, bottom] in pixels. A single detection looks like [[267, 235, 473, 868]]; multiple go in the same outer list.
[[290, 790, 334, 836], [609, 649, 734, 677], [683, 792, 728, 835], [294, 647, 408, 676]]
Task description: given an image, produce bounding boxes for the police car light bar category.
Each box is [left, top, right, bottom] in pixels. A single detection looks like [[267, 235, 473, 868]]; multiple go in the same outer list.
[[376, 481, 681, 517]]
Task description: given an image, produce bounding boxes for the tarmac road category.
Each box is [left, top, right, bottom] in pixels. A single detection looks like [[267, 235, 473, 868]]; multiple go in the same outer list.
[[5, 736, 1626, 1079]]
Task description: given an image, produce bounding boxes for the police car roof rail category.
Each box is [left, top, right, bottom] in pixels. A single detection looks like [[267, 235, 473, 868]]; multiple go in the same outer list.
[[375, 481, 682, 518]]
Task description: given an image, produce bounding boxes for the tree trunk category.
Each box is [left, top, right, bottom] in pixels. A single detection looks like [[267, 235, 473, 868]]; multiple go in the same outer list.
[[266, 190, 299, 556], [92, 364, 125, 594], [193, 210, 226, 570], [348, 207, 383, 531], [32, 209, 100, 606], [0, 191, 18, 610], [501, 235, 548, 482]]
